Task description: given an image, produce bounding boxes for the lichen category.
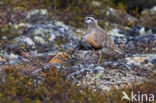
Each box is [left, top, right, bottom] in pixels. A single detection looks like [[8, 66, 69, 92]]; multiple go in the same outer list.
[[0, 66, 154, 102]]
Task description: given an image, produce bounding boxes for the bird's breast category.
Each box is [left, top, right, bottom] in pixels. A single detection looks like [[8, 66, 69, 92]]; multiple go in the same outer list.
[[87, 32, 100, 49]]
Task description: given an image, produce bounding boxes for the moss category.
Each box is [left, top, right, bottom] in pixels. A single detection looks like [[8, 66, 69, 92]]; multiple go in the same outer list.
[[2, 0, 156, 28], [0, 66, 155, 102]]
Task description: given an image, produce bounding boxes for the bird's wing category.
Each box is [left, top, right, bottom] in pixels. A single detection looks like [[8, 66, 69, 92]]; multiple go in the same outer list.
[[94, 29, 124, 53], [94, 30, 112, 48]]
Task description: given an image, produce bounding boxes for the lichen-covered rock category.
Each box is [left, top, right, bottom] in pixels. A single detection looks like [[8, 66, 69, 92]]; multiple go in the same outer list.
[[127, 26, 151, 36], [91, 1, 101, 7], [0, 50, 30, 65], [34, 36, 47, 45], [15, 36, 35, 46], [106, 8, 137, 24], [141, 6, 156, 15], [108, 28, 156, 53], [26, 9, 48, 19], [0, 8, 155, 93], [125, 34, 156, 53]]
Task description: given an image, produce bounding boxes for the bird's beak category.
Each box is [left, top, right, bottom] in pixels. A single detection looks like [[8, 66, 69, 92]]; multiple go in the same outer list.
[[82, 20, 87, 25]]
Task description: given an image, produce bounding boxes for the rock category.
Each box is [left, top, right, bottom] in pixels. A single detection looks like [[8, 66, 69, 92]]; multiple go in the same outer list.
[[26, 9, 48, 19], [15, 36, 35, 46], [106, 8, 137, 24], [63, 36, 80, 50], [127, 15, 136, 24], [128, 26, 149, 36], [12, 36, 35, 52], [48, 33, 56, 41], [13, 23, 32, 30], [0, 50, 30, 65], [108, 29, 125, 37], [2, 36, 7, 40], [54, 21, 68, 28], [91, 1, 101, 7], [24, 21, 73, 45], [64, 59, 145, 91], [31, 24, 55, 36], [144, 57, 156, 68], [124, 34, 156, 53], [132, 54, 156, 57], [34, 36, 47, 45], [149, 6, 156, 15], [107, 29, 128, 46], [125, 57, 147, 65], [8, 58, 22, 65], [94, 66, 105, 74], [40, 9, 48, 15], [106, 8, 116, 16], [11, 17, 78, 53]]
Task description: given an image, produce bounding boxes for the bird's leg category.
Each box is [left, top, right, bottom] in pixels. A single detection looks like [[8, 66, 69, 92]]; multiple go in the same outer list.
[[98, 53, 103, 65]]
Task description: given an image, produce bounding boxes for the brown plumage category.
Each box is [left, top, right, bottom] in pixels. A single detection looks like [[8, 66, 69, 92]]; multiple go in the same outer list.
[[84, 17, 124, 54], [84, 17, 124, 64]]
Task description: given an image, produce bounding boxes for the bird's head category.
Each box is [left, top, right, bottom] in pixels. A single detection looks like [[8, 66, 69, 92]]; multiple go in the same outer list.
[[84, 17, 97, 26]]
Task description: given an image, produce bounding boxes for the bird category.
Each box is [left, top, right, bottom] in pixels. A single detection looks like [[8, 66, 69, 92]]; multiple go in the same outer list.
[[84, 16, 124, 64]]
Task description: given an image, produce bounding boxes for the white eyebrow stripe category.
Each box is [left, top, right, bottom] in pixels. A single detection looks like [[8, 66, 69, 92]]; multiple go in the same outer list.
[[85, 17, 96, 21]]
